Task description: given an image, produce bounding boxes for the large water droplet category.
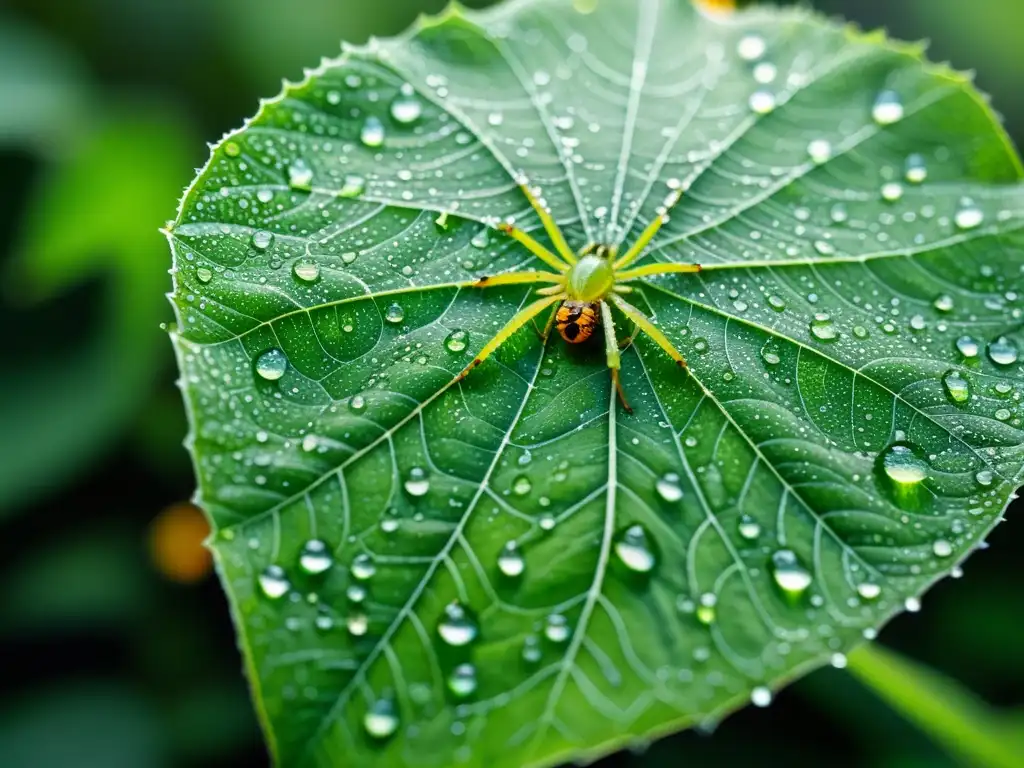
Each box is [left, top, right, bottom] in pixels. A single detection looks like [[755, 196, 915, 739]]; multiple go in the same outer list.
[[881, 443, 927, 485], [512, 475, 532, 496], [360, 116, 385, 148], [613, 524, 656, 573], [347, 613, 369, 636], [751, 686, 773, 707], [933, 294, 955, 313], [748, 90, 776, 114], [956, 336, 980, 358], [656, 473, 684, 502], [806, 139, 832, 164], [497, 541, 525, 578], [385, 303, 405, 324], [738, 515, 761, 540], [447, 663, 477, 698], [881, 182, 904, 202], [856, 582, 881, 600], [351, 553, 376, 581], [251, 229, 275, 251], [942, 370, 970, 404], [770, 549, 812, 596], [196, 266, 212, 284], [404, 467, 430, 497], [987, 336, 1018, 366], [445, 329, 469, 353], [287, 159, 313, 191], [872, 90, 904, 125], [737, 34, 766, 61], [954, 200, 984, 230], [695, 593, 716, 625], [258, 564, 290, 599], [904, 153, 927, 184], [299, 539, 333, 575], [255, 348, 288, 381], [809, 313, 838, 342], [390, 84, 423, 124], [293, 259, 320, 282], [363, 699, 399, 739], [544, 614, 570, 643], [437, 601, 478, 646], [932, 539, 953, 558], [340, 174, 365, 198]]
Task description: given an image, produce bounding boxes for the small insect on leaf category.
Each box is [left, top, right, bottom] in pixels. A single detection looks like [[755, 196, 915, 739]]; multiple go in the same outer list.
[[166, 0, 1024, 766]]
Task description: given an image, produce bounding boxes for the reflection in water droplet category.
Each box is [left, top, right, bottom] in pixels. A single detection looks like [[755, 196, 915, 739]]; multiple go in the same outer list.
[[613, 524, 656, 573], [809, 314, 838, 342], [904, 153, 927, 184], [954, 200, 984, 230], [544, 614, 570, 643], [881, 443, 928, 485], [942, 370, 970, 404], [196, 266, 212, 284], [363, 699, 399, 739], [768, 295, 786, 311], [404, 466, 430, 497], [390, 84, 422, 124], [749, 90, 776, 114], [856, 582, 881, 600], [448, 663, 477, 698], [512, 475, 532, 496], [340, 174, 365, 198], [255, 348, 288, 381], [737, 34, 766, 61], [445, 329, 469, 353], [287, 159, 313, 191], [258, 565, 290, 599], [656, 473, 684, 502], [251, 230, 275, 251], [437, 601, 478, 647], [299, 539, 333, 574], [932, 539, 953, 558], [975, 469, 994, 487], [224, 141, 241, 157], [933, 294, 955, 313], [385, 303, 405, 324], [695, 592, 716, 625], [738, 515, 761, 540], [770, 550, 812, 596], [751, 686, 773, 707], [955, 336, 979, 358], [347, 613, 368, 636], [880, 182, 903, 202], [904, 596, 922, 613], [987, 336, 1018, 366], [293, 259, 320, 282], [351, 553, 376, 581], [360, 116, 385, 148], [872, 90, 904, 125], [807, 139, 832, 164], [497, 541, 525, 578]]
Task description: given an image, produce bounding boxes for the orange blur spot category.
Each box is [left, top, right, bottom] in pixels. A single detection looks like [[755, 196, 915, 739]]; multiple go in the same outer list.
[[149, 503, 213, 584], [693, 0, 736, 15]]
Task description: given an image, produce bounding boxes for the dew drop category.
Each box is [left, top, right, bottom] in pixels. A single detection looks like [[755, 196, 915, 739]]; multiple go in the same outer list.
[[987, 336, 1018, 366], [544, 614, 571, 643], [976, 469, 994, 487], [196, 266, 212, 284], [753, 61, 777, 84], [444, 329, 469, 353], [809, 314, 838, 342], [872, 90, 904, 125], [299, 539, 333, 575], [956, 336, 980, 358], [351, 553, 376, 581], [770, 549, 812, 596], [258, 564, 290, 599], [904, 596, 922, 613], [404, 467, 430, 496], [613, 524, 656, 573], [512, 475, 532, 496], [390, 84, 422, 124], [497, 541, 525, 578], [737, 34, 766, 61], [880, 182, 904, 202], [340, 174, 365, 198], [349, 394, 366, 413], [856, 582, 881, 600], [807, 139, 832, 164], [471, 229, 490, 249], [293, 259, 320, 282], [347, 613, 369, 636], [385, 303, 405, 324], [447, 663, 477, 698], [813, 240, 836, 256], [738, 515, 761, 540], [438, 601, 478, 647], [751, 686, 773, 707], [695, 592, 716, 625], [954, 200, 984, 230], [881, 443, 927, 485], [748, 90, 776, 114], [933, 294, 955, 313], [251, 229, 275, 251], [768, 294, 786, 312], [656, 473, 684, 502], [522, 634, 542, 664], [942, 370, 970, 404], [287, 159, 313, 191], [932, 539, 953, 558], [255, 348, 288, 381], [360, 116, 385, 148], [223, 141, 241, 157], [904, 153, 927, 184], [363, 699, 399, 739]]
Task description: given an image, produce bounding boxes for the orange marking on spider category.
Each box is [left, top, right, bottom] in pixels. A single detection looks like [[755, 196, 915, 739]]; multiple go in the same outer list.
[[466, 183, 697, 411]]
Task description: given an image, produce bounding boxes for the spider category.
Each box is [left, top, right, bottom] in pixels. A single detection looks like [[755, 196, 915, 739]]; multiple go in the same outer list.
[[455, 183, 700, 413]]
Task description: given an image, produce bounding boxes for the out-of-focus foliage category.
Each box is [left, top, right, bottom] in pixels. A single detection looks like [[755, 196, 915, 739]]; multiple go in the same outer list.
[[0, 1, 1022, 767]]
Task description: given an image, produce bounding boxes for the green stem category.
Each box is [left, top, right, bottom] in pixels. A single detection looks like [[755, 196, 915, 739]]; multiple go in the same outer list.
[[847, 643, 1022, 768]]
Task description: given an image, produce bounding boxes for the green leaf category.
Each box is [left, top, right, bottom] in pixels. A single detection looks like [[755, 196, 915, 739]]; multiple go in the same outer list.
[[168, 1, 1024, 765]]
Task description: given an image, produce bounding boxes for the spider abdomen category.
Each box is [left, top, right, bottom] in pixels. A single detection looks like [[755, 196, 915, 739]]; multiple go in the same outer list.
[[556, 300, 599, 344]]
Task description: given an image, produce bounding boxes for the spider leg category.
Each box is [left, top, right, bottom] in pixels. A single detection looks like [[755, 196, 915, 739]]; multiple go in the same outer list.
[[532, 303, 559, 341], [455, 294, 564, 383], [616, 261, 701, 282], [599, 300, 632, 413], [516, 179, 577, 265], [608, 293, 688, 368], [612, 189, 682, 271], [473, 271, 563, 288]]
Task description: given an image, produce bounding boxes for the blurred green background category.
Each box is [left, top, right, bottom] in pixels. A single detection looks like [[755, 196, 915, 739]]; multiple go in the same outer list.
[[1, 1, 1021, 766]]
